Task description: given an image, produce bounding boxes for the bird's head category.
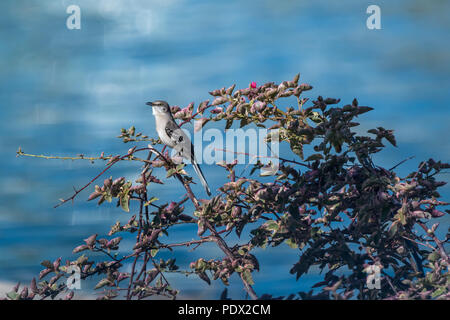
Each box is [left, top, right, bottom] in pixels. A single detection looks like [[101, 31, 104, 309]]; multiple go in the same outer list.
[[146, 100, 171, 116]]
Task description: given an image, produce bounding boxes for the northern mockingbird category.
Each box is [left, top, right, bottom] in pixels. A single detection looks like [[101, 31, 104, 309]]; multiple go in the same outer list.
[[146, 100, 212, 196]]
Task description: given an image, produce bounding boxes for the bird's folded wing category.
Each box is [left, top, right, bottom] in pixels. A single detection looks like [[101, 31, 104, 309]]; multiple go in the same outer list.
[[165, 121, 183, 142], [165, 121, 193, 159]]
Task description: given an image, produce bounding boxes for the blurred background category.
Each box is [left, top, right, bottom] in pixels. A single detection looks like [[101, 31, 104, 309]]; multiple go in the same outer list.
[[0, 0, 449, 299]]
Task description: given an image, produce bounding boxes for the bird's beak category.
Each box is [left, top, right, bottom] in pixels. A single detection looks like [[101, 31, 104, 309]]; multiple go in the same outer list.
[[146, 101, 153, 107]]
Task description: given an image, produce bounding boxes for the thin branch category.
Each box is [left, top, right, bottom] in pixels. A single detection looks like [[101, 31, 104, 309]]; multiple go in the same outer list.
[[401, 235, 435, 251], [214, 148, 310, 169], [389, 156, 415, 171], [17, 150, 112, 161], [150, 256, 172, 288], [51, 147, 151, 208], [417, 222, 449, 263], [159, 237, 214, 249], [127, 197, 145, 300]]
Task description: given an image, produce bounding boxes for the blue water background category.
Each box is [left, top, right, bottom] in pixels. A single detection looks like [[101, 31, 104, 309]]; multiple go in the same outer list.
[[0, 0, 449, 299]]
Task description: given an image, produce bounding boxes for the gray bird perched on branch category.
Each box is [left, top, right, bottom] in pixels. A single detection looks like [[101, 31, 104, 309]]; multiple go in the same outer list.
[[146, 100, 212, 196]]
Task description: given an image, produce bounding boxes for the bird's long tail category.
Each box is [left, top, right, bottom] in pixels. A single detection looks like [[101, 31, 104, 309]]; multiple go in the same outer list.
[[192, 159, 211, 196]]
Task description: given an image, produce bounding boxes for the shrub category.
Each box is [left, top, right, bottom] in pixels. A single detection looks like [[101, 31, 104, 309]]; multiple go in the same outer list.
[[10, 74, 449, 300]]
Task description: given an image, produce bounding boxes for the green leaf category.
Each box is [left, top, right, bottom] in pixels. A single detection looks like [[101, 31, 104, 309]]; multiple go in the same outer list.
[[196, 259, 206, 271], [6, 291, 20, 300], [150, 249, 158, 257], [166, 168, 176, 178], [388, 221, 399, 238], [396, 204, 407, 225], [104, 193, 113, 203], [242, 269, 254, 285], [144, 197, 159, 206], [76, 254, 88, 265], [95, 278, 111, 290], [427, 251, 440, 262], [176, 163, 186, 171], [431, 286, 446, 298], [285, 238, 298, 249], [265, 220, 279, 232], [308, 111, 322, 123], [120, 194, 130, 212]]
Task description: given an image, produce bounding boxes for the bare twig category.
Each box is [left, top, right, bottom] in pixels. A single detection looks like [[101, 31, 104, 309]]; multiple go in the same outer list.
[[389, 156, 415, 171], [51, 147, 151, 208], [214, 148, 310, 169]]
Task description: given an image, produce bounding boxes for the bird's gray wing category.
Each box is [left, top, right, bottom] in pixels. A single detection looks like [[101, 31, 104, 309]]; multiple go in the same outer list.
[[165, 121, 192, 159], [165, 120, 182, 142], [164, 119, 211, 196]]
